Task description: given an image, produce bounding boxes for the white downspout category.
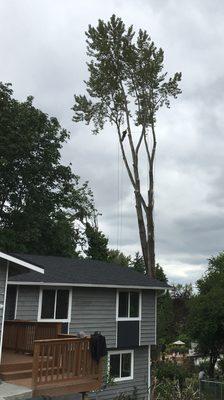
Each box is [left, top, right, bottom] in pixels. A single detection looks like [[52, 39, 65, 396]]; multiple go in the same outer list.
[[148, 344, 151, 400]]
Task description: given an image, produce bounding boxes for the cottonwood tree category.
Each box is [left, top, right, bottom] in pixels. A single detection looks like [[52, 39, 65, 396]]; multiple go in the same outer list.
[[73, 15, 181, 277]]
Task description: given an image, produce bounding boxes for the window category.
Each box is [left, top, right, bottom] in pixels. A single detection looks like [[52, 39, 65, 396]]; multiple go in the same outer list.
[[5, 285, 18, 320], [108, 351, 134, 381], [117, 291, 141, 320], [39, 288, 71, 321]]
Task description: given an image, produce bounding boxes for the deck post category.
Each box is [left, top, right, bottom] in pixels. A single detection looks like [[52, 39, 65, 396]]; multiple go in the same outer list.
[[32, 341, 40, 392]]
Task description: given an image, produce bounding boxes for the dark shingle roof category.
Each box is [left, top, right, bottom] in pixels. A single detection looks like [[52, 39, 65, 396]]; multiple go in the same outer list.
[[9, 253, 169, 290]]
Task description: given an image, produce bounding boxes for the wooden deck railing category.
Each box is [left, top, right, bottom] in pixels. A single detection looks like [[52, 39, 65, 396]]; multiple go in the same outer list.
[[3, 320, 62, 354], [32, 337, 103, 395]]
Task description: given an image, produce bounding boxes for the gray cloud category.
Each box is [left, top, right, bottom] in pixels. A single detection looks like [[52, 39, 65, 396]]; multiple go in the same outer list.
[[1, 0, 224, 284]]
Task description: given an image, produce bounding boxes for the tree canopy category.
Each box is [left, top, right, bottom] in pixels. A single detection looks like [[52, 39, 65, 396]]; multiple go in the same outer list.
[[85, 222, 109, 261], [85, 223, 131, 266], [0, 82, 95, 256]]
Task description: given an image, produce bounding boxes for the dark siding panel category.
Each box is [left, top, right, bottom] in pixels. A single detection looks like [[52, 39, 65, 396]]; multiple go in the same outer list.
[[141, 291, 156, 345], [117, 321, 139, 348], [89, 346, 149, 400], [16, 286, 39, 320], [5, 285, 17, 320], [70, 288, 116, 348]]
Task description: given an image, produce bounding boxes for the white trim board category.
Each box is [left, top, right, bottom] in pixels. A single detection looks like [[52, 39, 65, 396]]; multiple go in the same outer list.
[[0, 252, 44, 274], [148, 345, 151, 400], [0, 261, 9, 362], [8, 281, 167, 291]]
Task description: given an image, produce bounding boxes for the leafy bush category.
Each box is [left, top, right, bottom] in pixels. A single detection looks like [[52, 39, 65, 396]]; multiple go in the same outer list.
[[168, 345, 188, 355], [153, 361, 190, 387]]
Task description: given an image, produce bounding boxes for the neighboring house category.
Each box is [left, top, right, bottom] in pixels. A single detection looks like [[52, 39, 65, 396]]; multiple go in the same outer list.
[[0, 252, 168, 399]]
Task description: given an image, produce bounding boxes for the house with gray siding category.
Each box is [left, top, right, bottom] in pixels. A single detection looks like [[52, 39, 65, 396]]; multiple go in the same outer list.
[[0, 252, 168, 399]]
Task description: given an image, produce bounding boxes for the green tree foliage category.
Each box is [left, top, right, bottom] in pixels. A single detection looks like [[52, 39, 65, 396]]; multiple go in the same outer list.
[[131, 252, 146, 273], [131, 252, 168, 282], [0, 82, 95, 256], [85, 224, 131, 266], [188, 252, 224, 377], [131, 253, 175, 344], [157, 284, 193, 346], [153, 362, 190, 388], [73, 15, 181, 277], [171, 284, 193, 337], [85, 223, 109, 261], [157, 292, 175, 345], [155, 264, 168, 283], [107, 249, 131, 267]]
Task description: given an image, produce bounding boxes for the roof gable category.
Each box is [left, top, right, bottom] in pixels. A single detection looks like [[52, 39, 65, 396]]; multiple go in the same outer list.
[[0, 251, 44, 274]]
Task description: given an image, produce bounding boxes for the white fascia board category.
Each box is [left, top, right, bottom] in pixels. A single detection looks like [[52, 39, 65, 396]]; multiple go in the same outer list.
[[7, 281, 167, 290], [0, 252, 44, 274]]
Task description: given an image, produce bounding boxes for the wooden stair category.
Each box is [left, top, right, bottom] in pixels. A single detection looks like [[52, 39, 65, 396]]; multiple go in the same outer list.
[[0, 361, 33, 381]]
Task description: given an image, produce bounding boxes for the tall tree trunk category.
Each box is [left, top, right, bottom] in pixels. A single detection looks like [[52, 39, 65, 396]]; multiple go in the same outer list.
[[147, 205, 155, 278], [134, 191, 148, 271]]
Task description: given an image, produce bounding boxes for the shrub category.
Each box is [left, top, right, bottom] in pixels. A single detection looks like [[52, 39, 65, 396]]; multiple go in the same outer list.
[[153, 361, 190, 387], [113, 387, 137, 400], [168, 345, 188, 355], [152, 378, 201, 400]]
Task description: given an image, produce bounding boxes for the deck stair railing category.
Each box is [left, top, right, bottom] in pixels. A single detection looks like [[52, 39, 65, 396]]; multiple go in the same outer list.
[[32, 337, 103, 395]]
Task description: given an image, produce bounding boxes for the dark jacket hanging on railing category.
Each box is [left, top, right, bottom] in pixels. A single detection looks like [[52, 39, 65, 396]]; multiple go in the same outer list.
[[90, 332, 107, 363]]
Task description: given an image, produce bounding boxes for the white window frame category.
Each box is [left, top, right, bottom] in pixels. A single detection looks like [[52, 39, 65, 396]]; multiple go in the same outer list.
[[116, 290, 142, 321], [38, 287, 72, 322], [108, 350, 134, 382]]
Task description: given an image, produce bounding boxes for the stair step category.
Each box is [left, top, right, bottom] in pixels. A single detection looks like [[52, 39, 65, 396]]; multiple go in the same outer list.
[[0, 362, 32, 373], [0, 369, 32, 381]]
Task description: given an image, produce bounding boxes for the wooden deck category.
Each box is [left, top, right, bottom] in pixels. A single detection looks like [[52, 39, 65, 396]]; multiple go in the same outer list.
[[1, 322, 104, 397], [0, 349, 103, 396]]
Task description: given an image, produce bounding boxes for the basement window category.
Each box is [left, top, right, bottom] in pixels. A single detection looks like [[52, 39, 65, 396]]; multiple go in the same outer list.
[[108, 350, 134, 381], [39, 288, 71, 322]]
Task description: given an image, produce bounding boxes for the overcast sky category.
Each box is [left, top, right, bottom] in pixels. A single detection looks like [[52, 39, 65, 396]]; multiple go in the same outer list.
[[1, 0, 224, 284]]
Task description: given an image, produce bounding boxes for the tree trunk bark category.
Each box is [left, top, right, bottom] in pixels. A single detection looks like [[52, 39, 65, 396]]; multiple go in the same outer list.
[[134, 191, 148, 272], [147, 205, 155, 278]]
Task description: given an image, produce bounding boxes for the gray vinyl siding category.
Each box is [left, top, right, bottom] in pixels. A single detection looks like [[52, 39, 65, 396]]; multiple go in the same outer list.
[[0, 259, 7, 345], [141, 290, 156, 345], [89, 346, 149, 400], [9, 284, 156, 348], [16, 286, 39, 320], [70, 287, 116, 348]]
